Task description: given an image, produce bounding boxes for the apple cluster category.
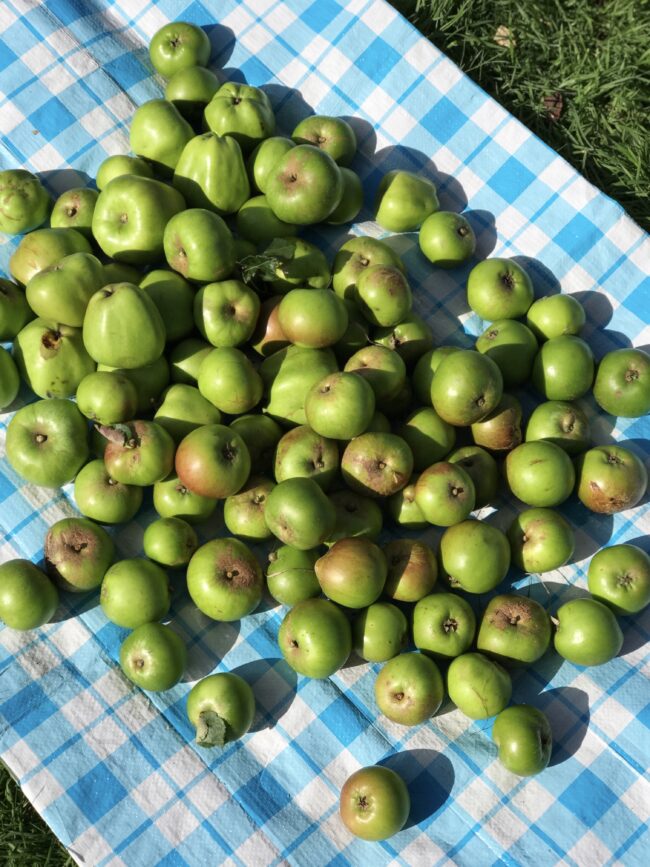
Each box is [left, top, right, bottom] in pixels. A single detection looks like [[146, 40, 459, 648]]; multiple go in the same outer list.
[[0, 19, 649, 844]]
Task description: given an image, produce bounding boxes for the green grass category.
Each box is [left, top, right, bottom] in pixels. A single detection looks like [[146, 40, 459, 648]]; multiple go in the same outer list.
[[0, 763, 72, 866], [393, 0, 650, 230], [1, 2, 647, 863]]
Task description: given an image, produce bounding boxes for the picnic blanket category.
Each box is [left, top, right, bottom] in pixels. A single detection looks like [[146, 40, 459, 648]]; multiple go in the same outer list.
[[0, 1, 648, 864]]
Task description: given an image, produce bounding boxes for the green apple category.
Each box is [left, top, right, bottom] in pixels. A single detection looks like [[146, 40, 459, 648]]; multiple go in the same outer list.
[[198, 347, 263, 414], [532, 335, 594, 400], [375, 170, 438, 232], [507, 508, 575, 573], [101, 558, 169, 628], [467, 258, 534, 320], [229, 413, 283, 474], [447, 652, 511, 719], [412, 345, 461, 405], [372, 313, 433, 367], [315, 537, 387, 608], [292, 115, 356, 165], [471, 393, 523, 452], [326, 168, 363, 224], [332, 236, 405, 301], [327, 490, 383, 545], [305, 371, 375, 440], [169, 337, 212, 383], [224, 475, 275, 541], [129, 99, 193, 176], [26, 251, 104, 327], [593, 348, 650, 417], [278, 288, 348, 348], [475, 319, 538, 387], [419, 210, 476, 267], [194, 279, 260, 348], [265, 477, 336, 549], [187, 538, 264, 621], [187, 672, 255, 747], [342, 432, 413, 498], [49, 187, 98, 239], [344, 345, 406, 401], [266, 145, 342, 224], [102, 419, 175, 486], [10, 227, 91, 286], [175, 423, 251, 499], [99, 356, 170, 415], [83, 283, 165, 368], [165, 66, 222, 123], [553, 597, 623, 666], [236, 195, 297, 244], [413, 591, 476, 659], [273, 425, 339, 491], [415, 461, 475, 526], [440, 519, 511, 593], [504, 441, 575, 507], [383, 538, 437, 602], [119, 623, 186, 691], [339, 766, 410, 842], [6, 398, 88, 487], [74, 459, 142, 523], [149, 21, 211, 77], [492, 705, 552, 776], [389, 478, 428, 531], [526, 294, 585, 341], [91, 175, 185, 264], [0, 277, 33, 340], [431, 349, 503, 426], [153, 472, 216, 524], [101, 261, 141, 284], [247, 136, 295, 193], [0, 347, 20, 410], [575, 445, 647, 514], [278, 598, 351, 678], [13, 319, 95, 398], [588, 544, 650, 615], [140, 269, 195, 343], [164, 208, 235, 283], [262, 345, 338, 427], [352, 602, 408, 662], [0, 560, 58, 630], [356, 264, 412, 327], [44, 517, 114, 592], [173, 132, 250, 213], [398, 407, 456, 470], [154, 383, 221, 442], [143, 517, 198, 567], [265, 545, 320, 606], [525, 400, 591, 454], [477, 593, 551, 664], [448, 445, 499, 508], [95, 155, 154, 189], [0, 169, 50, 234], [250, 296, 288, 357], [374, 652, 443, 725], [205, 82, 275, 152]]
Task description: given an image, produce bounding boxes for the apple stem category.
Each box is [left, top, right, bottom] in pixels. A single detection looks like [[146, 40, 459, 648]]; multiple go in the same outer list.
[[550, 615, 560, 629]]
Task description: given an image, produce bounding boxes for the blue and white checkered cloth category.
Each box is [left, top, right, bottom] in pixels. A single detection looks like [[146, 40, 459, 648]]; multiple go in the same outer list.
[[1, 1, 649, 864]]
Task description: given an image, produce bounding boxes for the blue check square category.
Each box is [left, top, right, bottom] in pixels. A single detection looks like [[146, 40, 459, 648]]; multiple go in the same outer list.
[[29, 96, 76, 141], [558, 768, 617, 825], [237, 771, 291, 825], [68, 764, 128, 823], [302, 0, 343, 32], [356, 37, 402, 83], [554, 211, 604, 258], [421, 96, 468, 143], [489, 154, 537, 202], [0, 682, 58, 738]]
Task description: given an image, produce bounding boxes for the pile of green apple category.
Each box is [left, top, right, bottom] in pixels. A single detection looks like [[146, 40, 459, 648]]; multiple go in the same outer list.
[[0, 19, 649, 843]]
